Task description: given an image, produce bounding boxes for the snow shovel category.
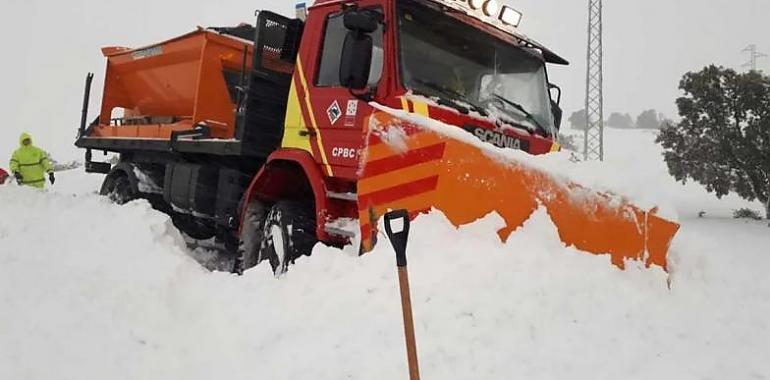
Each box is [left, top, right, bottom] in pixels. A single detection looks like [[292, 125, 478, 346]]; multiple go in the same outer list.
[[384, 209, 421, 380]]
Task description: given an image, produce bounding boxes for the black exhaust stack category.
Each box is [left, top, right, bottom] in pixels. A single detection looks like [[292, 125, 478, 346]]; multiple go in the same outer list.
[[79, 72, 94, 138], [78, 72, 111, 174]]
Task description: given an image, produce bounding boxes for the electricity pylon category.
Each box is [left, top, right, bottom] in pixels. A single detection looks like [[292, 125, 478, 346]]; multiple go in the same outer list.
[[584, 0, 604, 161], [743, 44, 767, 72]]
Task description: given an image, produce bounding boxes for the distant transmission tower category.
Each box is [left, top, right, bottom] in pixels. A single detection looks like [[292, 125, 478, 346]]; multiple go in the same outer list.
[[584, 0, 604, 161], [742, 44, 767, 72]]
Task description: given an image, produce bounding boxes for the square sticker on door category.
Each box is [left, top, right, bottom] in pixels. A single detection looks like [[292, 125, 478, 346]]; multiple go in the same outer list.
[[346, 100, 358, 117], [344, 100, 358, 127]]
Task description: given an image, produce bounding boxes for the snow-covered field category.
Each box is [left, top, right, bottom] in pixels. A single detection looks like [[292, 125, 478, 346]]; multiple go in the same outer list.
[[1, 129, 768, 379]]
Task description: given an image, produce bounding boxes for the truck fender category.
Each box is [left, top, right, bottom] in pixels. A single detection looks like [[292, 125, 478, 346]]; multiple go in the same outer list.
[[240, 149, 329, 238]]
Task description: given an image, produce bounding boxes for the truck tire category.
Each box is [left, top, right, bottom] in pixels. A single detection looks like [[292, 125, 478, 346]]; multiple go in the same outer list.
[[235, 201, 268, 273], [259, 201, 317, 276], [100, 174, 136, 205]]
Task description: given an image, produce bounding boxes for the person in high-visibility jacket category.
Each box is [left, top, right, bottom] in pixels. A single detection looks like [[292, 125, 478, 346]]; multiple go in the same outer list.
[[9, 132, 55, 189]]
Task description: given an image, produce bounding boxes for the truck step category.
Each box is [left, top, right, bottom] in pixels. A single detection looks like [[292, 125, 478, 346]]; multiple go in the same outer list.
[[324, 218, 359, 239], [327, 191, 358, 202]]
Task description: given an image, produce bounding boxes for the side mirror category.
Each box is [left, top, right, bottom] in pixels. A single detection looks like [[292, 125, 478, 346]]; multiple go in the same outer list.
[[344, 11, 379, 33], [551, 100, 563, 131], [339, 9, 381, 91], [339, 32, 373, 90]]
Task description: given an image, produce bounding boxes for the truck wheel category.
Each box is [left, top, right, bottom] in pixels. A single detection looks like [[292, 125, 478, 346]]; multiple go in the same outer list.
[[236, 201, 268, 273], [259, 201, 317, 276], [100, 174, 136, 205]]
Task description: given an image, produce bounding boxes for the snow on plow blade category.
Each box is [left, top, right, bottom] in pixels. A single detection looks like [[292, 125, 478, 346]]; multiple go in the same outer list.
[[357, 110, 680, 270]]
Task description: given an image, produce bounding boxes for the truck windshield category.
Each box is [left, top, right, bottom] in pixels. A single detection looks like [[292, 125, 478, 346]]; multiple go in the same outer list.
[[397, 0, 555, 136]]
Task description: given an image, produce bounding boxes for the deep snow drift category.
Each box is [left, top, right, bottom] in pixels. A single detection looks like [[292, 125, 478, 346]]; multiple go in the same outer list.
[[1, 128, 768, 380]]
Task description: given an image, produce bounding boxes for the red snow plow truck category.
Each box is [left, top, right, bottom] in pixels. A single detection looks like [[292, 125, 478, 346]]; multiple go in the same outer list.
[[75, 0, 679, 274]]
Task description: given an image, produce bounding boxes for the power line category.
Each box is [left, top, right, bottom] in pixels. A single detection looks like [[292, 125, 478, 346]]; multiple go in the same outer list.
[[742, 44, 767, 72], [584, 0, 604, 161]]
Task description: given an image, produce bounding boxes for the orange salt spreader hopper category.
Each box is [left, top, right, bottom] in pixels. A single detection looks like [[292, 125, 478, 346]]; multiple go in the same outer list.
[[357, 110, 680, 270], [91, 28, 264, 140]]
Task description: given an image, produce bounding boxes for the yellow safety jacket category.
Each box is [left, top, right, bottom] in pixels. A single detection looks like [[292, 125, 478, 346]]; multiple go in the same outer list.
[[9, 133, 53, 189]]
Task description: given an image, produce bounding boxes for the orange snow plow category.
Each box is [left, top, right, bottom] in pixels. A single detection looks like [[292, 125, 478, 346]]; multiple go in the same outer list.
[[358, 110, 680, 270]]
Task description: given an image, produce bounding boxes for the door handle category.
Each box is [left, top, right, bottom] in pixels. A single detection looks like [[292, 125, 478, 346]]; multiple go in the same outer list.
[[299, 129, 317, 137]]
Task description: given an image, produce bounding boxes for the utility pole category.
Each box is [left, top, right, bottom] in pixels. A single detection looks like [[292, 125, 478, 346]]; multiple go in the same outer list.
[[584, 0, 604, 161], [742, 44, 767, 72]]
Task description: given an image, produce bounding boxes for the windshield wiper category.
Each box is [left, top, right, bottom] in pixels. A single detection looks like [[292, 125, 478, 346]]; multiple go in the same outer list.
[[490, 94, 549, 137], [411, 78, 489, 117]]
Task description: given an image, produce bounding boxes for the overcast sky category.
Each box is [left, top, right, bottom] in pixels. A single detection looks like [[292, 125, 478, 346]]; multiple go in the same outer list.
[[1, 0, 769, 161]]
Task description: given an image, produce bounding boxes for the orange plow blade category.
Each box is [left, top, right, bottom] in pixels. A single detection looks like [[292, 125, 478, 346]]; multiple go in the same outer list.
[[357, 111, 680, 270]]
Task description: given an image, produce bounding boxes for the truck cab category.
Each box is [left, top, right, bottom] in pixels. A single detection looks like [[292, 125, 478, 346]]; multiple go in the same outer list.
[[250, 0, 569, 269], [287, 0, 566, 181]]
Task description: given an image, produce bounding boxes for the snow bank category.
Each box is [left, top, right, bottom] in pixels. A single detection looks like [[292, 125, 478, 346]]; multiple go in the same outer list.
[[597, 127, 765, 219], [2, 171, 770, 379], [1, 122, 767, 379]]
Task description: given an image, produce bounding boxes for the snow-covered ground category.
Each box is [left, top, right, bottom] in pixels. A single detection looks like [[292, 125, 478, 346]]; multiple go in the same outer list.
[[1, 129, 768, 379]]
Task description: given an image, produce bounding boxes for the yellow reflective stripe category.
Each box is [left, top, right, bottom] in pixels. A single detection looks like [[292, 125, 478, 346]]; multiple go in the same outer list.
[[296, 59, 333, 177], [281, 79, 313, 152], [400, 97, 409, 111], [16, 159, 45, 167], [550, 142, 561, 152], [412, 101, 430, 117]]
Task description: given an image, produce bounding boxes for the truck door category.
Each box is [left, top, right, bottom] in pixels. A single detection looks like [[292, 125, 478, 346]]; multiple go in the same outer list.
[[309, 3, 386, 179]]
